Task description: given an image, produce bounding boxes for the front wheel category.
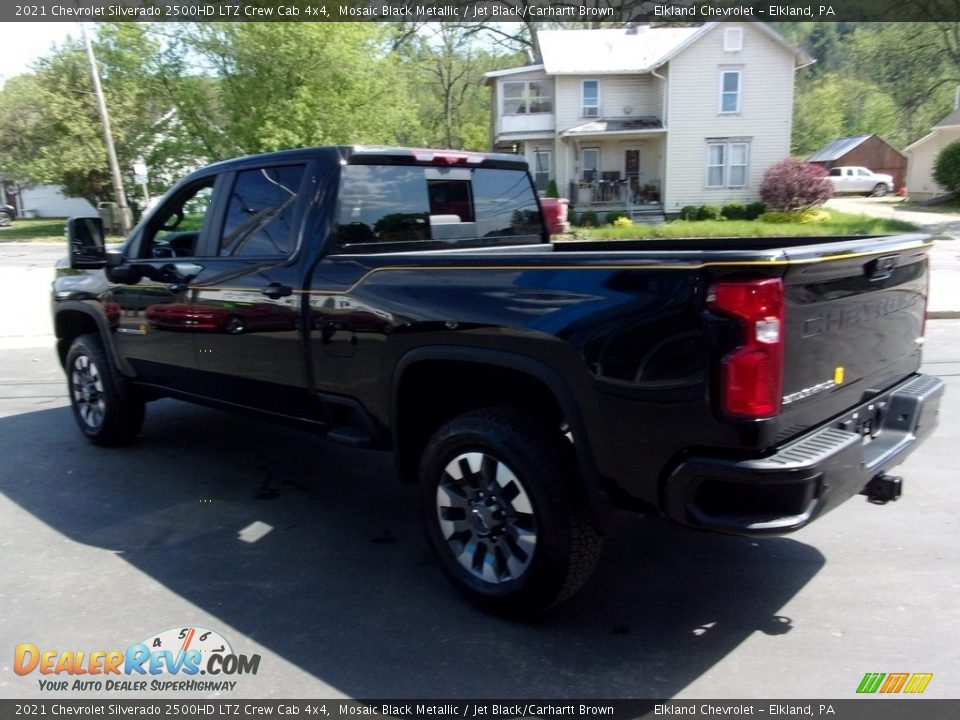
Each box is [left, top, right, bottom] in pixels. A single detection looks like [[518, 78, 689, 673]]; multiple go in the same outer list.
[[420, 407, 601, 616], [870, 183, 889, 197], [0, 210, 11, 228], [66, 334, 145, 446]]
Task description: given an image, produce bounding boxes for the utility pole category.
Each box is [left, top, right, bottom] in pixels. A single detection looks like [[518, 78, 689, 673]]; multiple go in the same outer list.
[[81, 22, 132, 235]]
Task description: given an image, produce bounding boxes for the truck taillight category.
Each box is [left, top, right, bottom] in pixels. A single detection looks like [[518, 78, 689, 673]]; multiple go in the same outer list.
[[413, 150, 485, 165], [708, 278, 785, 419]]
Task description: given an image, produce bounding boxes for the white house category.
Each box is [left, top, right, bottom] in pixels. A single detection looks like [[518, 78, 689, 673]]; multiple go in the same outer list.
[[17, 185, 97, 217], [905, 100, 960, 202], [1, 175, 96, 218], [485, 23, 813, 219]]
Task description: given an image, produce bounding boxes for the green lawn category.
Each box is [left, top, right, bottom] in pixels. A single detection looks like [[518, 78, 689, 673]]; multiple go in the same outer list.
[[0, 218, 124, 243], [0, 217, 69, 242], [568, 211, 919, 240]]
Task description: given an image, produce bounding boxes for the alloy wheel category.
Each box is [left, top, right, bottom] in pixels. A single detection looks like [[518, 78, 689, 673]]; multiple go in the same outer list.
[[71, 354, 106, 429], [435, 451, 537, 584]]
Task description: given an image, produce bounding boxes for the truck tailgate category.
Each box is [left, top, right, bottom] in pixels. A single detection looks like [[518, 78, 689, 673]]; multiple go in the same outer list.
[[775, 238, 930, 442]]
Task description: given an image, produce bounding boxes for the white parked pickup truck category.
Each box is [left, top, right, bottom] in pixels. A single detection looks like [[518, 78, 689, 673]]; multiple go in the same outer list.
[[826, 166, 894, 196]]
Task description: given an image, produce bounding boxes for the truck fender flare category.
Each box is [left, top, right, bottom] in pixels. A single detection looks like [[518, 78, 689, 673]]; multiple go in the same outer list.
[[54, 301, 128, 382], [391, 346, 607, 518]]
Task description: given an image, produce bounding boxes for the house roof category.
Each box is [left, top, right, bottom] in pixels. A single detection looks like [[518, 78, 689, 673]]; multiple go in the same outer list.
[[933, 108, 960, 129], [534, 22, 812, 76], [537, 26, 700, 74], [808, 135, 874, 162], [483, 64, 545, 80]]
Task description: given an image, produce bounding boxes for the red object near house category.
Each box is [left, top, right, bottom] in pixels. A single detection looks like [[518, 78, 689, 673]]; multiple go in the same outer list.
[[540, 198, 570, 235]]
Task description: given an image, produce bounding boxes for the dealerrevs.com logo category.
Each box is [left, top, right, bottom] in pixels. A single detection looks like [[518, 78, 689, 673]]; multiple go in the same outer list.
[[14, 626, 260, 692], [856, 672, 933, 694]]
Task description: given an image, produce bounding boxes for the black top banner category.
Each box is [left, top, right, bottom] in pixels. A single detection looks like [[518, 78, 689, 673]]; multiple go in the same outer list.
[[3, 1, 960, 23], [1, 700, 960, 720]]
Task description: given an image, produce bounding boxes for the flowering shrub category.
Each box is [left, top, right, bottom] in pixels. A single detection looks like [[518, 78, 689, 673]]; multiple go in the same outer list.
[[613, 216, 634, 227], [760, 158, 833, 212]]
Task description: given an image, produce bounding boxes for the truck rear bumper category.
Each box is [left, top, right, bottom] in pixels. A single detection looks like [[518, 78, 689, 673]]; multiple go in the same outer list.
[[664, 373, 944, 535]]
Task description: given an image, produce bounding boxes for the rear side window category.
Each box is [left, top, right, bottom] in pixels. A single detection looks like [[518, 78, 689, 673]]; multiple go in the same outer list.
[[335, 165, 542, 249], [220, 164, 306, 257]]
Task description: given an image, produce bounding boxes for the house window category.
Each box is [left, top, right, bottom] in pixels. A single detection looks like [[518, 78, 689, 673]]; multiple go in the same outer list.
[[724, 28, 743, 52], [581, 148, 600, 182], [707, 145, 726, 188], [719, 70, 741, 114], [706, 141, 750, 188], [729, 143, 748, 186], [502, 80, 553, 115], [533, 150, 551, 193], [582, 80, 600, 118]]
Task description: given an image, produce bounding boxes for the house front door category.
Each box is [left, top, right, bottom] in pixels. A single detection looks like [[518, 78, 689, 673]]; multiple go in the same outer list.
[[624, 148, 640, 201]]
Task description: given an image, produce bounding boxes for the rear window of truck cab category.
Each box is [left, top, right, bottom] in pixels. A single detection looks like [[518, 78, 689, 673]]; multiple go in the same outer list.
[[334, 165, 543, 251]]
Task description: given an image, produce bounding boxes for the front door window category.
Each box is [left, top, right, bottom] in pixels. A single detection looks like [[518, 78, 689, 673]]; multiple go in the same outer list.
[[533, 150, 551, 193], [625, 149, 640, 199], [581, 148, 599, 183]]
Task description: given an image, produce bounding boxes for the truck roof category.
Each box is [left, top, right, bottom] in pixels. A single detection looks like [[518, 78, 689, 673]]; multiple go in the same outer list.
[[197, 146, 530, 174]]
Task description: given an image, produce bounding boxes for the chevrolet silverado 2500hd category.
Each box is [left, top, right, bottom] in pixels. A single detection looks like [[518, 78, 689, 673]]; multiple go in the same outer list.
[[53, 146, 943, 615]]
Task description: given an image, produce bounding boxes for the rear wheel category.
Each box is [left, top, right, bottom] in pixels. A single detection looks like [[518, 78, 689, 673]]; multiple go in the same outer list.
[[66, 334, 144, 446], [420, 407, 601, 616]]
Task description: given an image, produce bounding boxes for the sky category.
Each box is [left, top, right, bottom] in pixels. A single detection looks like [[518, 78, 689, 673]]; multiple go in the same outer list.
[[0, 22, 80, 87]]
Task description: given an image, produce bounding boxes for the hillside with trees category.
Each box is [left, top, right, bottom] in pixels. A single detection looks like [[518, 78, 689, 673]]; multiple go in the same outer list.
[[774, 22, 960, 155], [1, 21, 959, 208]]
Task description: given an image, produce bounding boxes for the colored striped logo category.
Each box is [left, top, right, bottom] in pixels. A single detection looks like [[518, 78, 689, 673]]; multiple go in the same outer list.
[[857, 672, 933, 694]]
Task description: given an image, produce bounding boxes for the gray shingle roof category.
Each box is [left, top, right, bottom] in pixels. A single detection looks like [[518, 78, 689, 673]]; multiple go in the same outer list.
[[808, 135, 873, 162]]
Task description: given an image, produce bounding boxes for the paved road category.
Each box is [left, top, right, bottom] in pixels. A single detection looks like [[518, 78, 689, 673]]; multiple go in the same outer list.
[[0, 243, 957, 701], [826, 196, 960, 316], [0, 242, 62, 349]]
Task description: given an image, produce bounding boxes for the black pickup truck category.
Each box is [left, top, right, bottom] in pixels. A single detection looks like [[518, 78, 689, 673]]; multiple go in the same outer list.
[[54, 146, 944, 615]]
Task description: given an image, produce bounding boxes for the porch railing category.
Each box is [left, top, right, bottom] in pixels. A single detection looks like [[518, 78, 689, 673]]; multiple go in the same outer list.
[[569, 179, 661, 208]]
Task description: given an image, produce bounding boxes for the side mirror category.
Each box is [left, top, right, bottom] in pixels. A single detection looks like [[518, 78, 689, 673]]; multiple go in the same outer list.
[[67, 217, 106, 269]]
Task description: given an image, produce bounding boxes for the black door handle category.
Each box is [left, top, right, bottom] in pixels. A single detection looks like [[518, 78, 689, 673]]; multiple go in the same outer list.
[[261, 283, 293, 299], [320, 319, 352, 343]]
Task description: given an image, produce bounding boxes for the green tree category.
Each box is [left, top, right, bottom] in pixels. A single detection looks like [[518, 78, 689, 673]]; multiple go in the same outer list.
[[792, 73, 899, 156], [393, 23, 514, 150], [156, 23, 421, 154], [0, 24, 194, 208], [845, 23, 957, 144], [934, 140, 960, 195]]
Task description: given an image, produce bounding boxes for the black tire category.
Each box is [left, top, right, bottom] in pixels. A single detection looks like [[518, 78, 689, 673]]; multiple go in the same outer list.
[[66, 334, 145, 446], [0, 210, 11, 228], [420, 407, 602, 617], [870, 183, 889, 197]]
